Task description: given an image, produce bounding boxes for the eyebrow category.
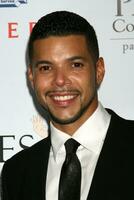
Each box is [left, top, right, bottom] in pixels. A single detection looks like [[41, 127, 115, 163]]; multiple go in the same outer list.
[[67, 56, 86, 61], [34, 60, 52, 68]]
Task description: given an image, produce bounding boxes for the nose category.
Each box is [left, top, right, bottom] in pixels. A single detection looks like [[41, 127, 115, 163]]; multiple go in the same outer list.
[[54, 68, 71, 87]]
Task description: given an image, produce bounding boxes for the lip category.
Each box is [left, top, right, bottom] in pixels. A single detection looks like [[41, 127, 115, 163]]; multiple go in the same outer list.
[[47, 92, 79, 107]]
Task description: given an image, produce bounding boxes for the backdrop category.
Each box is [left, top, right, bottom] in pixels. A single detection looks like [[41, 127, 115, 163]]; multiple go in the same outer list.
[[0, 0, 134, 172]]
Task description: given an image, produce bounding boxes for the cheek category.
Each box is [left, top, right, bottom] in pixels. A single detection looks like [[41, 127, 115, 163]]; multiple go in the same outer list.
[[33, 78, 49, 106], [80, 74, 96, 97], [33, 76, 49, 94]]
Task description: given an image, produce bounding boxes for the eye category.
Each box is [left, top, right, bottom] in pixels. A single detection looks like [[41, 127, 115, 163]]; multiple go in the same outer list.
[[72, 62, 84, 68], [39, 65, 52, 72]]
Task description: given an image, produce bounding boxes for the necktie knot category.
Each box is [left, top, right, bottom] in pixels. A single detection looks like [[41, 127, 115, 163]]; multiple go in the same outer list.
[[65, 138, 80, 155]]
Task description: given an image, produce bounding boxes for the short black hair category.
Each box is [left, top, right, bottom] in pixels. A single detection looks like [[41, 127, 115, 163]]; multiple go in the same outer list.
[[27, 10, 99, 64]]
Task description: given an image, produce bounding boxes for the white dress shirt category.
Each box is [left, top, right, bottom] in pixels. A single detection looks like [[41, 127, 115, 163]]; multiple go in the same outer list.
[[46, 103, 111, 200]]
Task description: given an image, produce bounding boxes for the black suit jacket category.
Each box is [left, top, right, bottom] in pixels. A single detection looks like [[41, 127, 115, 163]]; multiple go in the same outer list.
[[1, 110, 134, 200]]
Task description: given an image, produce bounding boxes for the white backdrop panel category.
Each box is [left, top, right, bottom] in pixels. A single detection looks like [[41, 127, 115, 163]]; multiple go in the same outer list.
[[0, 0, 134, 171]]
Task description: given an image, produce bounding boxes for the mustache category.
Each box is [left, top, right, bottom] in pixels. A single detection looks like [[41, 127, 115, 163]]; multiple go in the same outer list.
[[45, 88, 80, 96]]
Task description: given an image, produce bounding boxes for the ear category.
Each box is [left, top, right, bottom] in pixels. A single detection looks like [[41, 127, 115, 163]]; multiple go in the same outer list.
[[27, 66, 34, 89], [96, 57, 105, 88]]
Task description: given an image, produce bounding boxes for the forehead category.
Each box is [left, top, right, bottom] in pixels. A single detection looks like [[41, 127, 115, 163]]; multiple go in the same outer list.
[[33, 35, 89, 51], [32, 35, 91, 60]]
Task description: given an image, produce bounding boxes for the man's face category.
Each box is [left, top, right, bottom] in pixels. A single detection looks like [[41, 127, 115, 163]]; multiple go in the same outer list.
[[28, 35, 104, 129]]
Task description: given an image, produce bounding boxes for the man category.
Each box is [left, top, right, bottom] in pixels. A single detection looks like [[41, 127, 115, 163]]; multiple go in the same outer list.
[[1, 11, 134, 200]]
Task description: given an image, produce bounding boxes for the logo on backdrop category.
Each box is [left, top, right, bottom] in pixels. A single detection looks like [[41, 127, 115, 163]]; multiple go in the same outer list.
[[0, 115, 48, 163], [111, 0, 134, 53], [0, 0, 27, 8], [32, 115, 48, 138]]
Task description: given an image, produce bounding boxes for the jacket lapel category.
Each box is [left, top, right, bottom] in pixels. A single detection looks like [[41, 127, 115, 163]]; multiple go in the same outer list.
[[21, 136, 51, 200], [87, 110, 124, 200]]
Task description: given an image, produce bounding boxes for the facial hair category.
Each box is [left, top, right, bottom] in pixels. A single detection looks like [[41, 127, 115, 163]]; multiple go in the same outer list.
[[46, 90, 97, 125]]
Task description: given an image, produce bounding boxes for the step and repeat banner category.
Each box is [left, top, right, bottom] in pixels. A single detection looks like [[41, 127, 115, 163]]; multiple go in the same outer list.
[[0, 0, 134, 172]]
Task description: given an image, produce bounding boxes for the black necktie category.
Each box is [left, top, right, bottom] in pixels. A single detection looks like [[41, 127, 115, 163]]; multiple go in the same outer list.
[[58, 138, 81, 200]]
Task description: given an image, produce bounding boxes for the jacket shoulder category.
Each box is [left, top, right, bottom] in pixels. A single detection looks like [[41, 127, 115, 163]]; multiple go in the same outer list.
[[2, 136, 50, 174], [107, 108, 134, 142], [1, 137, 51, 199], [107, 108, 134, 127]]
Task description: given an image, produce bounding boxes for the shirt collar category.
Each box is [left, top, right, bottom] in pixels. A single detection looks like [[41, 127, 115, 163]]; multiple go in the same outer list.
[[73, 102, 111, 153], [50, 102, 111, 160], [50, 123, 70, 160]]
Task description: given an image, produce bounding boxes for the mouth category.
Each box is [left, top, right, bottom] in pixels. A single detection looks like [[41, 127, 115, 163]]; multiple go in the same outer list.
[[47, 91, 79, 107], [53, 95, 76, 101]]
